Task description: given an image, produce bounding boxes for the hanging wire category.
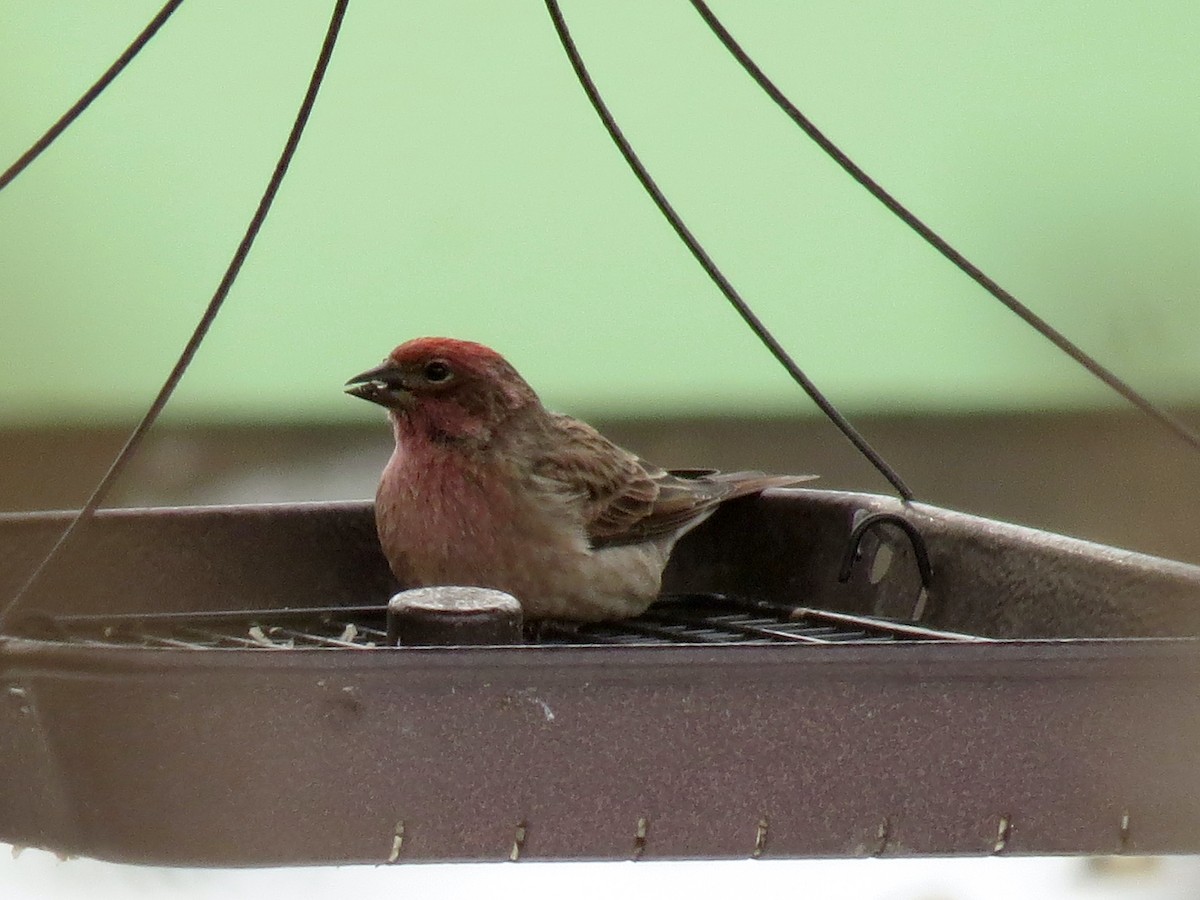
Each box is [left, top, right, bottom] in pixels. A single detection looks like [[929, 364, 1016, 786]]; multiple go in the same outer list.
[[0, 0, 186, 192], [544, 1, 915, 501], [687, 0, 1200, 457], [7, 3, 1186, 626], [0, 0, 351, 630]]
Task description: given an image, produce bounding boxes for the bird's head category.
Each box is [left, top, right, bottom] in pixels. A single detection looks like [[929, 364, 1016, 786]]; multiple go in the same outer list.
[[346, 337, 539, 441]]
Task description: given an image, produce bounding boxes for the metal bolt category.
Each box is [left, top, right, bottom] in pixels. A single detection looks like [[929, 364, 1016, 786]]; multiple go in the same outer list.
[[632, 816, 649, 860], [387, 820, 405, 863], [752, 816, 769, 858], [510, 821, 528, 861], [993, 814, 1012, 854]]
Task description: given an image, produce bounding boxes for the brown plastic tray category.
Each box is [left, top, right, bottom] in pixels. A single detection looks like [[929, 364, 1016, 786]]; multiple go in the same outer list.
[[1, 489, 1198, 864]]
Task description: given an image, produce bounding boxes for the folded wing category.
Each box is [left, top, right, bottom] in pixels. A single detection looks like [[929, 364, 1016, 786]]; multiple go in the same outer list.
[[533, 413, 816, 549]]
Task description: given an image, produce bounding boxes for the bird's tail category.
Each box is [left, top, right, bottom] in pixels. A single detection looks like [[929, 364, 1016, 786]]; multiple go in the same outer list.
[[687, 470, 818, 501]]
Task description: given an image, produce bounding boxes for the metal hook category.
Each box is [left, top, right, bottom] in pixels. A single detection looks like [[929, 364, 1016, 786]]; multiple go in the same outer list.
[[838, 512, 933, 590]]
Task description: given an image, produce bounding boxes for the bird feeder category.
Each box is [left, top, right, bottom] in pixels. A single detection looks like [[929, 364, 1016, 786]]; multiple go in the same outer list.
[[3, 0, 1200, 870], [2, 489, 1198, 864]]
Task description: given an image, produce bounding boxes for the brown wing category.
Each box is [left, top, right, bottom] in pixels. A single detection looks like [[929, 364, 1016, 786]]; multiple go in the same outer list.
[[532, 414, 660, 543], [597, 468, 817, 548], [533, 413, 816, 549]]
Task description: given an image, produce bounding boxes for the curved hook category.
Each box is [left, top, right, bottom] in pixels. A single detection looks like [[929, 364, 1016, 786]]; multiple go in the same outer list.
[[837, 512, 933, 590]]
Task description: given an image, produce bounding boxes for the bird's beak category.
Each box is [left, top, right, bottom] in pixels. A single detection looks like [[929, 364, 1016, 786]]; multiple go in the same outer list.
[[345, 362, 410, 408]]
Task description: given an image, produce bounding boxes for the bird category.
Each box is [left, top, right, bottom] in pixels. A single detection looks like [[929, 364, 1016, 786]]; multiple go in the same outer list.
[[345, 337, 815, 621]]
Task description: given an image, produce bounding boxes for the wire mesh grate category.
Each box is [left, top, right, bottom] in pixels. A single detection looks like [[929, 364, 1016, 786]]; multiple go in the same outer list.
[[22, 593, 983, 649]]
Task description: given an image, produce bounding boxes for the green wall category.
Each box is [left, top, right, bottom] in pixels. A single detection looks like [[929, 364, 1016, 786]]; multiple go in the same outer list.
[[2, 1, 1197, 424]]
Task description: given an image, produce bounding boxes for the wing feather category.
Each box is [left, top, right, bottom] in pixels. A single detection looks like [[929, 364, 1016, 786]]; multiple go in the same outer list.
[[532, 413, 815, 549]]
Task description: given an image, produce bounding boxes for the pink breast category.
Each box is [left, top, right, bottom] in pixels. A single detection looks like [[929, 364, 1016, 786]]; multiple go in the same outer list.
[[375, 445, 520, 586]]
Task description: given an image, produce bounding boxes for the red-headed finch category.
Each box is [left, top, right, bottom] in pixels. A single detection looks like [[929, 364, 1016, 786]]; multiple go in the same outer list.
[[346, 337, 815, 621]]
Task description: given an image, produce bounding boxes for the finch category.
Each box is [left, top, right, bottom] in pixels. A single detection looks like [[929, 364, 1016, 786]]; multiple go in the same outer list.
[[346, 337, 814, 621]]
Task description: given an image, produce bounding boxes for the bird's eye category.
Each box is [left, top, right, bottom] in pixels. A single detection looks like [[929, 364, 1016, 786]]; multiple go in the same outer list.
[[423, 360, 452, 383]]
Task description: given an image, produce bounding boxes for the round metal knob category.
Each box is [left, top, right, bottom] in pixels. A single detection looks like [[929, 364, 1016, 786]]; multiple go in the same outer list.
[[386, 586, 523, 646]]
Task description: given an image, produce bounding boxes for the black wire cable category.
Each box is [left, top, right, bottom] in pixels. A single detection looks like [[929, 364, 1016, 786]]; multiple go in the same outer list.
[[0, 0, 186, 192], [544, 0, 915, 501], [0, 0, 351, 630], [689, 0, 1200, 457]]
